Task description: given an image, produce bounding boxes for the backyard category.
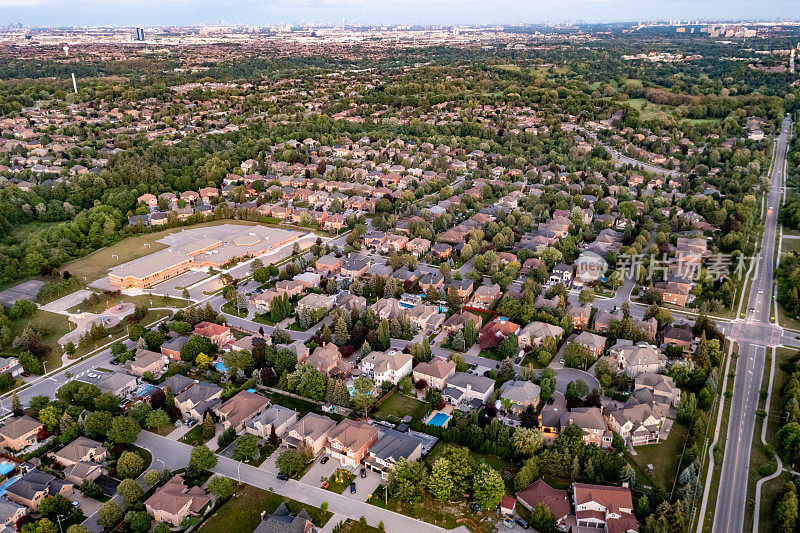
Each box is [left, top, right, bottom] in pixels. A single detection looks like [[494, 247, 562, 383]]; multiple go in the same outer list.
[[628, 422, 690, 491], [373, 390, 428, 423]]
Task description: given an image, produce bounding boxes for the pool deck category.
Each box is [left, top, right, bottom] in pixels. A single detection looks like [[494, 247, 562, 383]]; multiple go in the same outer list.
[[423, 405, 455, 428]]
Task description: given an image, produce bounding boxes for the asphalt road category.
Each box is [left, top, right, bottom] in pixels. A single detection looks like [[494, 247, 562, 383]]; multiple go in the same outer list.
[[711, 115, 793, 533]]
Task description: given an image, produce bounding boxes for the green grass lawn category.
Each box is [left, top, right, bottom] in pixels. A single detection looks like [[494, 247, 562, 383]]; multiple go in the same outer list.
[[179, 425, 208, 446], [68, 309, 172, 359], [220, 300, 248, 318], [325, 469, 356, 494], [373, 390, 428, 422], [8, 308, 71, 371], [146, 424, 178, 437], [67, 292, 188, 314], [782, 237, 800, 253], [334, 519, 382, 533], [757, 471, 793, 533], [197, 483, 332, 533], [629, 422, 690, 491]]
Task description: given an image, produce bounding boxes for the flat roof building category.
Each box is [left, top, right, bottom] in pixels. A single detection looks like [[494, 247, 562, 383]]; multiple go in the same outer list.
[[108, 224, 303, 289]]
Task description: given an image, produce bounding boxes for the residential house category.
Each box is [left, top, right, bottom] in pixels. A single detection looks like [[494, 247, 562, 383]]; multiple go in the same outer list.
[[572, 483, 639, 532], [161, 336, 189, 360], [407, 304, 446, 333], [124, 348, 167, 378], [443, 372, 495, 406], [359, 351, 414, 385], [655, 281, 691, 307], [498, 380, 541, 413], [609, 341, 667, 379], [315, 254, 343, 276], [296, 293, 335, 314], [214, 391, 270, 432], [5, 469, 72, 511], [372, 298, 405, 321], [471, 283, 502, 308], [175, 382, 223, 422], [516, 480, 571, 529], [253, 503, 313, 533], [441, 310, 482, 335], [606, 397, 668, 446], [549, 263, 573, 286], [560, 407, 612, 449], [50, 437, 107, 484], [406, 238, 431, 257], [160, 374, 196, 396], [326, 419, 380, 467], [635, 372, 681, 407], [661, 324, 695, 354], [413, 357, 457, 389], [0, 356, 22, 377], [568, 304, 592, 330], [245, 404, 298, 439], [0, 498, 26, 531], [193, 322, 233, 347], [478, 317, 520, 350], [0, 416, 43, 451], [364, 428, 424, 480], [572, 331, 607, 357], [340, 256, 370, 279], [305, 343, 353, 378], [518, 321, 563, 348], [145, 475, 211, 528], [285, 413, 337, 455], [538, 392, 569, 439]]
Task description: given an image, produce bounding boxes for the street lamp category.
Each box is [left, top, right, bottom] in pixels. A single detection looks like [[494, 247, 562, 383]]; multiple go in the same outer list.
[[55, 514, 64, 533]]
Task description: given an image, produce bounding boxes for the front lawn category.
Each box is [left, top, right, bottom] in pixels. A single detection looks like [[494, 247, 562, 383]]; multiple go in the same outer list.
[[374, 390, 429, 422], [325, 468, 356, 494], [179, 425, 208, 446], [197, 483, 332, 533]]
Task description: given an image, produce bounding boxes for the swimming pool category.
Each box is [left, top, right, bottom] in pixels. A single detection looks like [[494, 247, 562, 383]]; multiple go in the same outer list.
[[135, 384, 155, 397], [213, 361, 227, 373], [246, 388, 256, 393], [0, 463, 14, 476], [427, 412, 450, 427]]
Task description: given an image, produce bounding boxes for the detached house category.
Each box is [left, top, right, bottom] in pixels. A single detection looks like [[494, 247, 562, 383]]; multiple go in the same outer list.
[[0, 416, 43, 451], [359, 351, 413, 385], [193, 322, 233, 347], [443, 372, 495, 406], [285, 413, 337, 455], [50, 437, 107, 484], [245, 404, 298, 439], [145, 475, 211, 528], [609, 341, 667, 379], [573, 483, 639, 532], [214, 391, 270, 433], [413, 357, 456, 389], [326, 419, 380, 467], [518, 321, 563, 348]]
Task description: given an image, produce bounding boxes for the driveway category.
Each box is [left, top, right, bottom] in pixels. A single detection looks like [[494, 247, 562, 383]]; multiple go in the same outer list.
[[301, 455, 340, 485], [344, 468, 383, 503], [553, 367, 600, 394], [258, 445, 285, 473]]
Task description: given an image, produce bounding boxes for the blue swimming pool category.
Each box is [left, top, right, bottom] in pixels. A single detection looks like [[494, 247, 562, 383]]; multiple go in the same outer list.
[[135, 383, 155, 397], [0, 463, 14, 476], [427, 412, 450, 427], [246, 388, 256, 393], [214, 361, 227, 373]]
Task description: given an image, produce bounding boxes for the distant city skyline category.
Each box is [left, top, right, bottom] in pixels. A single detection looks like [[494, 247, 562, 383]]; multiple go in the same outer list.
[[0, 0, 798, 28]]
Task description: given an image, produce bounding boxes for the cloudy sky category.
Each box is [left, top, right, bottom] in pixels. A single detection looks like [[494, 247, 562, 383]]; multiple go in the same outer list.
[[0, 0, 797, 27]]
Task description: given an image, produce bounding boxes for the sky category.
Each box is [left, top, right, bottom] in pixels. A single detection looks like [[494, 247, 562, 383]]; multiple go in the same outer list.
[[0, 0, 798, 27]]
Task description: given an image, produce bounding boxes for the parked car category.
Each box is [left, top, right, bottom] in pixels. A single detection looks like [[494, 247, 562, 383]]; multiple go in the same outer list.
[[186, 419, 197, 427], [360, 468, 366, 478], [514, 517, 529, 529], [277, 473, 289, 481], [350, 482, 357, 493], [320, 456, 329, 465], [321, 482, 329, 489]]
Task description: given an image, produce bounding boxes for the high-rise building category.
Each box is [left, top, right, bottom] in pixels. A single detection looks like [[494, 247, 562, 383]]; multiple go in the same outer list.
[[133, 27, 145, 41]]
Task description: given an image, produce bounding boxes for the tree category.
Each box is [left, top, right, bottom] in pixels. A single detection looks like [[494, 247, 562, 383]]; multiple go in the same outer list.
[[351, 377, 376, 417], [428, 458, 454, 501], [775, 482, 799, 533], [579, 288, 595, 305], [97, 501, 122, 528], [377, 319, 391, 350], [218, 427, 237, 449], [276, 449, 309, 477], [189, 445, 217, 474], [388, 458, 426, 503], [497, 334, 518, 359], [203, 412, 216, 440], [530, 502, 557, 533], [563, 342, 594, 370], [108, 415, 141, 444], [233, 434, 260, 462], [451, 331, 466, 352], [145, 408, 170, 428], [79, 479, 103, 499], [472, 461, 504, 509], [67, 526, 92, 533], [511, 427, 544, 456], [181, 335, 214, 363], [440, 445, 473, 498], [11, 393, 21, 416], [125, 511, 152, 533], [498, 357, 515, 383], [208, 475, 237, 500], [677, 392, 697, 424], [116, 451, 145, 479], [144, 470, 160, 486], [464, 318, 477, 348], [117, 478, 144, 506], [565, 380, 590, 403], [196, 352, 212, 370]]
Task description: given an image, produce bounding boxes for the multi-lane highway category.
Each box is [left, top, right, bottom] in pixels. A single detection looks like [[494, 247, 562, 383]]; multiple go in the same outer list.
[[711, 115, 793, 533]]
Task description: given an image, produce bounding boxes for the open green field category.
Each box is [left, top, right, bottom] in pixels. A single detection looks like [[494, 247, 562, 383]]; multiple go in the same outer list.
[[781, 236, 800, 253], [8, 309, 71, 371], [629, 422, 689, 491], [197, 483, 331, 533], [626, 98, 676, 120]]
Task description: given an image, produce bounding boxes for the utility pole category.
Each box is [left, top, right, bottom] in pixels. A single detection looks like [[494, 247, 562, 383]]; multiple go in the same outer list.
[[71, 73, 78, 94]]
